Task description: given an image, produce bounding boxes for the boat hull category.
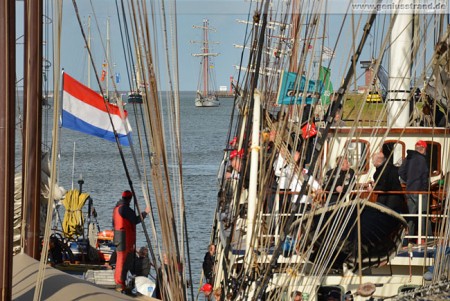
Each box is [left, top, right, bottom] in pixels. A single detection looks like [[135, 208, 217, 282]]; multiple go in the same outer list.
[[293, 200, 408, 271], [195, 95, 220, 107]]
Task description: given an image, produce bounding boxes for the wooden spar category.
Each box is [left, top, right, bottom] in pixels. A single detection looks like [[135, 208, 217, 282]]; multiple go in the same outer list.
[[289, 0, 300, 72], [0, 0, 16, 298], [22, 0, 43, 259]]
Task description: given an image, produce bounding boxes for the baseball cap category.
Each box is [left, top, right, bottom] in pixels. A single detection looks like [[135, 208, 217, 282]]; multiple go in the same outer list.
[[122, 190, 133, 199], [200, 283, 212, 293], [415, 140, 427, 149]]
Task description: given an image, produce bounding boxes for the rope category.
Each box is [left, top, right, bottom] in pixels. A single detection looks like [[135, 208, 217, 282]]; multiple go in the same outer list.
[[118, 0, 190, 299], [62, 189, 90, 239], [71, 0, 166, 292]]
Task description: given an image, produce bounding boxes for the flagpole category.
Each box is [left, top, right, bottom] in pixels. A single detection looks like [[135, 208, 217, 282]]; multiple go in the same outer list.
[[87, 16, 91, 89], [106, 17, 110, 100]]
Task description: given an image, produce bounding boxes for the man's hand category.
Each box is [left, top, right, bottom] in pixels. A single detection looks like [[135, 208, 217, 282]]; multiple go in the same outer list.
[[145, 207, 150, 214]]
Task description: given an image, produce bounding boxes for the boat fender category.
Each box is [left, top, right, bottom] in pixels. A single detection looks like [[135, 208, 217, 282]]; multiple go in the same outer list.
[[357, 282, 375, 297], [423, 271, 433, 281], [98, 229, 114, 240]]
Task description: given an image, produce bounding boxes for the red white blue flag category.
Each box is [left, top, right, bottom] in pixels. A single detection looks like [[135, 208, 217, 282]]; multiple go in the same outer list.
[[62, 72, 132, 146]]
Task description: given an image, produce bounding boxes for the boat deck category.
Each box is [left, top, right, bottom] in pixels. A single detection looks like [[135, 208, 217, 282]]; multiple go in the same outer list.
[[12, 253, 158, 301]]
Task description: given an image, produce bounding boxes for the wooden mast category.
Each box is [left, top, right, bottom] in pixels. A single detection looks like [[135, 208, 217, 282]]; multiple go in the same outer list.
[[0, 0, 16, 298], [22, 0, 43, 259], [289, 0, 300, 72]]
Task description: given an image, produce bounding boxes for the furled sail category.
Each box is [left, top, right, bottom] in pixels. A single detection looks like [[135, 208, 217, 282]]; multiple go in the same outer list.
[[13, 152, 66, 254]]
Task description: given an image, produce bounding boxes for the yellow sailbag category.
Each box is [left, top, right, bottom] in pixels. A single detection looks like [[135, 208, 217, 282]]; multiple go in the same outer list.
[[62, 189, 90, 239]]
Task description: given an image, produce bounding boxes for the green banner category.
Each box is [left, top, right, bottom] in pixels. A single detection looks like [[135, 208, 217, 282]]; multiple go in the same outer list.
[[319, 66, 333, 105]]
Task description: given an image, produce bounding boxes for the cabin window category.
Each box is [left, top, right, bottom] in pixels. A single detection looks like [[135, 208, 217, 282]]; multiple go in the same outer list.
[[382, 140, 405, 167], [346, 139, 370, 174], [425, 141, 441, 177]]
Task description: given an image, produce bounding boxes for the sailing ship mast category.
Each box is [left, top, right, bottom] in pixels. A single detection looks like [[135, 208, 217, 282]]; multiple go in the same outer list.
[[23, 0, 43, 260], [192, 19, 220, 107], [289, 0, 300, 72], [192, 19, 218, 96], [0, 0, 16, 298], [387, 8, 412, 127]]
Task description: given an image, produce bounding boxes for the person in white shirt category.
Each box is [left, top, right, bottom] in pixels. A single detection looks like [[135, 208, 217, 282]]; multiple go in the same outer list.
[[272, 148, 291, 213], [273, 148, 321, 214], [273, 148, 290, 190], [288, 151, 321, 213]]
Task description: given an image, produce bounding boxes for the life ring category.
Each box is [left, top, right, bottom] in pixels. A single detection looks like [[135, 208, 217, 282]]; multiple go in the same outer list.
[[97, 229, 114, 241]]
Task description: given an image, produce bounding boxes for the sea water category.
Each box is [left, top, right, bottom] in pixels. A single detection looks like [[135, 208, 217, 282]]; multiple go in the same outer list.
[[44, 91, 233, 296]]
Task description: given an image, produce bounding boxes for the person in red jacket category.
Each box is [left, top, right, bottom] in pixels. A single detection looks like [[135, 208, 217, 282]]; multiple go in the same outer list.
[[113, 190, 150, 292]]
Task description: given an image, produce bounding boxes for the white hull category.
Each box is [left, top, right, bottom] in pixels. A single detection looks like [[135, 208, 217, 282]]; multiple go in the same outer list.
[[195, 95, 220, 107]]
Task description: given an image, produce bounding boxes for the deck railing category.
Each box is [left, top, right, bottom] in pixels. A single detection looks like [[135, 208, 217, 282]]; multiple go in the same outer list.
[[215, 183, 447, 265], [254, 188, 446, 246]]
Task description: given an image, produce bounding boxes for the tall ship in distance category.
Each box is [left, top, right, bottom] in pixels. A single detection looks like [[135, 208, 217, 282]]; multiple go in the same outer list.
[[192, 19, 220, 107]]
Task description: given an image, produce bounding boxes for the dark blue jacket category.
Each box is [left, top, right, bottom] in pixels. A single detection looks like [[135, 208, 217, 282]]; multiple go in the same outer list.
[[202, 251, 215, 283], [398, 150, 429, 191], [374, 161, 404, 212]]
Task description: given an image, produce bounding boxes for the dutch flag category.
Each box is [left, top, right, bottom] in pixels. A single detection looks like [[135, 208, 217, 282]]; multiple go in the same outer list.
[[62, 72, 132, 146]]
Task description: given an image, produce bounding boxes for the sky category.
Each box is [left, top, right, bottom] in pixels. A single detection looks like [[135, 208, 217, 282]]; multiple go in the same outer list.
[[50, 0, 344, 92], [15, 0, 448, 93], [18, 0, 254, 92]]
